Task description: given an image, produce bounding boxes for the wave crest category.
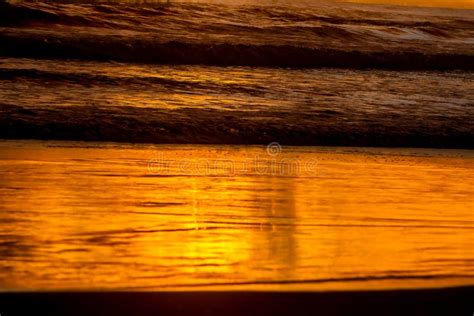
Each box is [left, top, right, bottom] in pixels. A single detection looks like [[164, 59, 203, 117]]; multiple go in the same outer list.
[[0, 1, 473, 69]]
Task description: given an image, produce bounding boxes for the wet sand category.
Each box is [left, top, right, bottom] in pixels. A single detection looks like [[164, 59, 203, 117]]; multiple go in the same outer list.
[[0, 140, 473, 314], [0, 140, 473, 292]]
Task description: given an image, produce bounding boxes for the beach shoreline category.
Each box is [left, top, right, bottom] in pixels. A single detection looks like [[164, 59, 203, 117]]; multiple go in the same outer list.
[[1, 0, 472, 313]]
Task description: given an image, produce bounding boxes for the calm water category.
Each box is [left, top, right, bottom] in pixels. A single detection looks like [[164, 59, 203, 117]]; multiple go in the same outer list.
[[0, 140, 473, 291]]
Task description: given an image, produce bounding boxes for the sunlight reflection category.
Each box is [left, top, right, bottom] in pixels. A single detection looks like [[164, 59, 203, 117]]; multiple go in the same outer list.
[[0, 142, 473, 290]]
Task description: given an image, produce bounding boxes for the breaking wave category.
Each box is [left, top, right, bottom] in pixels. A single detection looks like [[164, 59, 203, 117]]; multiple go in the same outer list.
[[0, 1, 473, 69]]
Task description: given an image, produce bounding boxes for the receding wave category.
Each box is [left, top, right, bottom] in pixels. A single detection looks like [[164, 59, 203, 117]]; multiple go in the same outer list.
[[0, 1, 473, 69]]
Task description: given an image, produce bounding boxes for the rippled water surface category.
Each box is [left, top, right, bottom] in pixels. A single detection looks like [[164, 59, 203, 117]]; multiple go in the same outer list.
[[1, 58, 473, 147], [0, 141, 472, 290], [1, 0, 473, 64]]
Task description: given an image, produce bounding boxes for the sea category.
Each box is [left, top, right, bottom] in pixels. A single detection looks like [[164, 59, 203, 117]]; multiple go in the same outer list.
[[0, 0, 473, 147], [0, 0, 473, 291]]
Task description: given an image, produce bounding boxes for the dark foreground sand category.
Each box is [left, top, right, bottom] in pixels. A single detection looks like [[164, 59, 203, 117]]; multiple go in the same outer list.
[[1, 286, 473, 316]]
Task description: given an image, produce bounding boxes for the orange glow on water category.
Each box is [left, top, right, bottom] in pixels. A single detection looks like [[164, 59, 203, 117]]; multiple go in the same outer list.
[[0, 142, 473, 291]]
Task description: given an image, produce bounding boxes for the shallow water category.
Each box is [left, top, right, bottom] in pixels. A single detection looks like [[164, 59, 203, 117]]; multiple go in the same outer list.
[[0, 140, 472, 291]]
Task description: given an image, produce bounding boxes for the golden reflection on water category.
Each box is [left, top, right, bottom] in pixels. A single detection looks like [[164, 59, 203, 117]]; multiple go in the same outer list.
[[0, 141, 473, 291]]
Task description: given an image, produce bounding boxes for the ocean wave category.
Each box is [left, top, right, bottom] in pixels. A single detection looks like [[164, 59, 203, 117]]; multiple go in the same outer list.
[[0, 56, 472, 148], [0, 67, 267, 95], [1, 35, 473, 70], [0, 2, 103, 27], [1, 102, 472, 148], [0, 1, 473, 69], [0, 68, 189, 86]]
